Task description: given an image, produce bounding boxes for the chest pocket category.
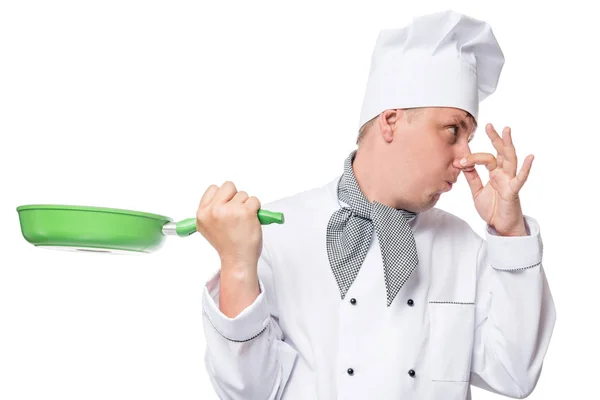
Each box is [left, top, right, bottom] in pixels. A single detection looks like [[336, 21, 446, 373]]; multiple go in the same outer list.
[[428, 302, 475, 382]]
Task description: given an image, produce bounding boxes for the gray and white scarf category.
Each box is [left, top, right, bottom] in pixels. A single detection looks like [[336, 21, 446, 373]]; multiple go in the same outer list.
[[326, 150, 419, 306]]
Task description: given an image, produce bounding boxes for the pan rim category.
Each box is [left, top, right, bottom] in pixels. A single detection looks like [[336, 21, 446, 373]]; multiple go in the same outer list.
[[16, 204, 173, 222]]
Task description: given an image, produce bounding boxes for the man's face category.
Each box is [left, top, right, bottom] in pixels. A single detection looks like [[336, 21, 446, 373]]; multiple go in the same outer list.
[[390, 107, 476, 211]]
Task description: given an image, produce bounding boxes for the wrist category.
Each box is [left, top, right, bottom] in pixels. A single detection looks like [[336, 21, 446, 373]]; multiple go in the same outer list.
[[219, 266, 260, 318], [220, 255, 256, 272], [494, 220, 528, 236], [220, 259, 258, 285]]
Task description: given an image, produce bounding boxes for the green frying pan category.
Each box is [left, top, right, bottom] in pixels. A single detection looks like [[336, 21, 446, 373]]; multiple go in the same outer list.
[[16, 204, 284, 254]]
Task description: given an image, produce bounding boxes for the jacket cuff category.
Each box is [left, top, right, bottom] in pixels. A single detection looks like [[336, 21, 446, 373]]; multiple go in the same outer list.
[[485, 216, 543, 271], [202, 270, 271, 342]]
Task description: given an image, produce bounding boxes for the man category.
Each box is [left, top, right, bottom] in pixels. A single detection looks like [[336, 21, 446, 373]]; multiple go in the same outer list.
[[197, 10, 556, 400]]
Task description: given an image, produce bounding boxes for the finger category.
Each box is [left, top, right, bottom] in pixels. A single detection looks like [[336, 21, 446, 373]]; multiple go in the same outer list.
[[462, 167, 484, 199], [460, 152, 497, 171], [485, 123, 505, 158], [244, 196, 262, 212], [496, 153, 505, 170], [514, 154, 534, 191], [198, 185, 219, 209], [230, 190, 249, 204], [502, 126, 518, 176], [212, 181, 238, 204]]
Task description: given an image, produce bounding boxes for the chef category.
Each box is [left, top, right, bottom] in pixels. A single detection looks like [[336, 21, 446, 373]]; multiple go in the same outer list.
[[196, 10, 556, 400]]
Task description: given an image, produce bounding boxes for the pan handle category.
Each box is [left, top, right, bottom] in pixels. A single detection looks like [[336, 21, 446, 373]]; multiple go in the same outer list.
[[172, 209, 285, 237]]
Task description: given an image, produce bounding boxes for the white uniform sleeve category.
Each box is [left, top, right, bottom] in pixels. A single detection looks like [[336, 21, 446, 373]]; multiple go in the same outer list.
[[470, 215, 556, 398], [201, 243, 298, 400]]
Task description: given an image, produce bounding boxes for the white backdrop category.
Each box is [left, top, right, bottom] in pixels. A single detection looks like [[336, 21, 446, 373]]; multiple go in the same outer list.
[[1, 1, 597, 399]]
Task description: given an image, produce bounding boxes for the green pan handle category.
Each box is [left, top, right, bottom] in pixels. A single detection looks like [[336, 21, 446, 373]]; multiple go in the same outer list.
[[175, 209, 285, 237]]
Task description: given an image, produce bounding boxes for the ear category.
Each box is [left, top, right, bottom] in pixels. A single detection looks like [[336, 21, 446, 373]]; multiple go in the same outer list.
[[377, 109, 403, 143]]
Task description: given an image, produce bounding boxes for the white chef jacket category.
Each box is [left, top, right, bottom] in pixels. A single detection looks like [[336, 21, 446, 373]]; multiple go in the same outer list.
[[201, 174, 556, 400]]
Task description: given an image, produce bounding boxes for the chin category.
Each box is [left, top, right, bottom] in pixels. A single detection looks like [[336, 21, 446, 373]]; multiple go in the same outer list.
[[402, 191, 439, 213], [418, 192, 441, 212]]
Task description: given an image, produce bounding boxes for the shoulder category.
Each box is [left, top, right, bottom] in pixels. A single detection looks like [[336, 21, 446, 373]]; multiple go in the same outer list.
[[260, 174, 341, 238], [257, 175, 341, 263], [262, 175, 341, 218]]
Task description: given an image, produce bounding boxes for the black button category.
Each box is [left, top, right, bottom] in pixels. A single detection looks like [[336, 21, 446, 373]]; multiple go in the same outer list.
[[350, 298, 357, 305], [408, 369, 416, 377], [407, 299, 414, 306], [347, 368, 354, 375]]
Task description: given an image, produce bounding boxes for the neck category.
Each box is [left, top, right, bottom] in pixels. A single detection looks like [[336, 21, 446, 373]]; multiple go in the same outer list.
[[352, 146, 414, 211]]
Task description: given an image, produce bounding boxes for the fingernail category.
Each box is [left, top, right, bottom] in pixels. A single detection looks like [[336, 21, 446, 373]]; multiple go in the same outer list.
[[460, 157, 467, 166]]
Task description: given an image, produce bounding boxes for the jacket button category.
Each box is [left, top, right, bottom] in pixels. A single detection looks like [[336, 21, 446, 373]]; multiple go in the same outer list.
[[350, 298, 357, 305], [407, 299, 414, 306], [347, 368, 354, 375], [408, 369, 416, 377]]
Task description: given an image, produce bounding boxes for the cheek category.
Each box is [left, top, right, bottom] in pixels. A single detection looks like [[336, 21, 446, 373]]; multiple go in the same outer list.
[[398, 134, 449, 184], [414, 155, 448, 186]]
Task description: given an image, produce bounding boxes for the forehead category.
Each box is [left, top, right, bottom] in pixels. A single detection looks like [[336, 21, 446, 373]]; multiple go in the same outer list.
[[431, 107, 472, 120]]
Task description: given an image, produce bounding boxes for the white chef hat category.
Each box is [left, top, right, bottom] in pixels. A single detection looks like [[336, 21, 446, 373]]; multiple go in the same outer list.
[[358, 10, 505, 129]]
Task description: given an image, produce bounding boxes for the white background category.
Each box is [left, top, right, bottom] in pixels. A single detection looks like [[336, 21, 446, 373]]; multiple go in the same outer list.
[[1, 0, 597, 399]]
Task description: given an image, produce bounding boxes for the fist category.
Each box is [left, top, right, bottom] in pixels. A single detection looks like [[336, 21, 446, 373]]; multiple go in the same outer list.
[[195, 181, 263, 270]]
